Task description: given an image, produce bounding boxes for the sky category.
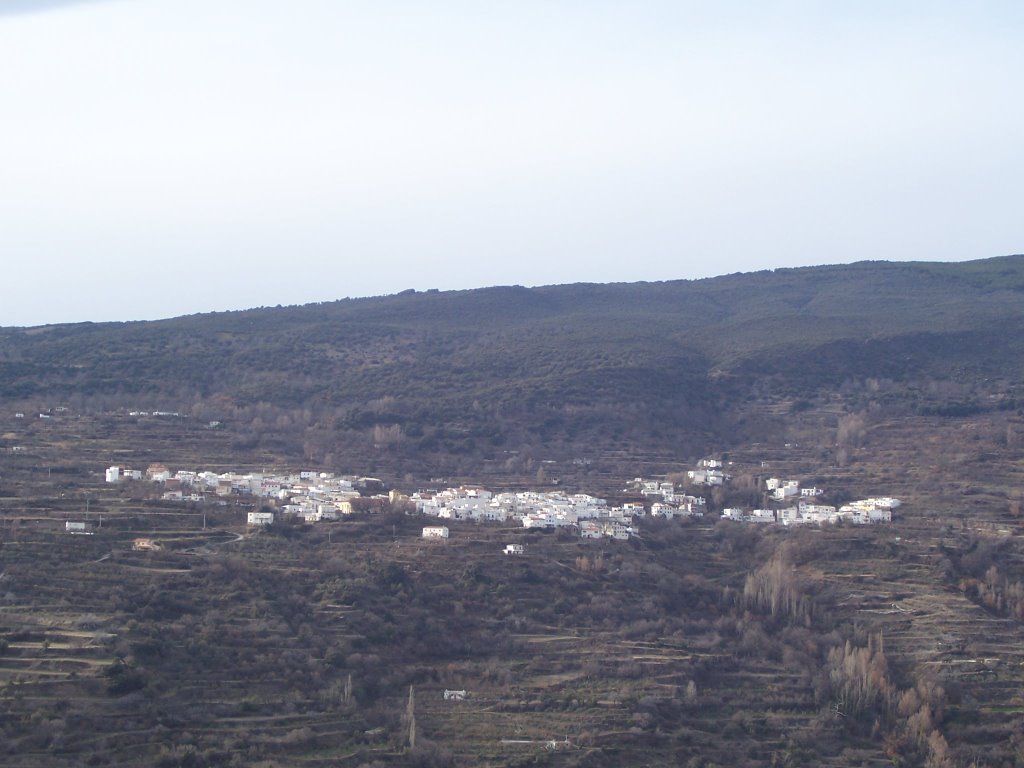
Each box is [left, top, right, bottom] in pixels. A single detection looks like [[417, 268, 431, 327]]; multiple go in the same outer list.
[[1, 1, 1022, 326]]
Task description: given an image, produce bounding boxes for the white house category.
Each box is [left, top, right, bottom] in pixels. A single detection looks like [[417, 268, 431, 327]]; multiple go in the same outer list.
[[175, 471, 198, 486], [608, 521, 633, 540], [105, 466, 121, 484], [865, 497, 901, 510], [146, 464, 171, 482], [867, 507, 893, 523], [772, 484, 800, 501], [522, 511, 572, 529], [247, 511, 274, 526], [623, 502, 646, 517], [777, 507, 808, 525], [650, 502, 675, 519], [580, 519, 633, 540], [838, 501, 895, 524], [687, 469, 723, 486], [503, 544, 525, 555], [677, 502, 705, 518], [805, 502, 837, 516], [422, 526, 449, 539]]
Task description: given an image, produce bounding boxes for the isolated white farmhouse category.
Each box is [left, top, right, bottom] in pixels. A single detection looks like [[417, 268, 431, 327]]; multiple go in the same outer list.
[[247, 511, 274, 526]]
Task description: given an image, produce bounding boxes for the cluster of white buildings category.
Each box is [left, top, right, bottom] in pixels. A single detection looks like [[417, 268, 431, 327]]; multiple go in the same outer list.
[[105, 459, 899, 535], [720, 475, 899, 527], [624, 479, 707, 518], [686, 458, 730, 487], [765, 477, 824, 502], [412, 487, 646, 540], [106, 464, 367, 523], [723, 490, 899, 527], [580, 519, 633, 540]]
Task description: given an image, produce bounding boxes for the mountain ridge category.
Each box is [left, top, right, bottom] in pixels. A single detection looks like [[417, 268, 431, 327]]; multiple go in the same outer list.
[[2, 254, 1022, 474], [5, 253, 1023, 333]]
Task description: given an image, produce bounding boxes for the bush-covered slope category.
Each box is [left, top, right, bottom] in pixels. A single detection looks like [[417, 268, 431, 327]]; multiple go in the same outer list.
[[2, 255, 1022, 469]]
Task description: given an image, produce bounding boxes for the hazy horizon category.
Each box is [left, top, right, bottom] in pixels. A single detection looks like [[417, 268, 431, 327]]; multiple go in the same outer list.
[[2, 1, 1021, 326]]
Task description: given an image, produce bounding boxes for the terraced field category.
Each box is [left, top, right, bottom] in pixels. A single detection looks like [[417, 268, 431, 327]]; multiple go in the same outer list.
[[3, 408, 1024, 766]]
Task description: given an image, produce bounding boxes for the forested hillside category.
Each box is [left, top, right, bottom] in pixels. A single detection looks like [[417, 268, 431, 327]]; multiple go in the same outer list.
[[2, 256, 1023, 477]]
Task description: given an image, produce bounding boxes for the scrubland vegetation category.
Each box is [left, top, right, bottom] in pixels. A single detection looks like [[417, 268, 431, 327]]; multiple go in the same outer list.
[[2, 256, 1024, 765], [1, 401, 1024, 767]]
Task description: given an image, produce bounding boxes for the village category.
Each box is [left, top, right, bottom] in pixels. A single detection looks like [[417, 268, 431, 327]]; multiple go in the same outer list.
[[103, 457, 899, 541]]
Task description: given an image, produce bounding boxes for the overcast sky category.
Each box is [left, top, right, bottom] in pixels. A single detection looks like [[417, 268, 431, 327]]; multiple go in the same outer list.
[[1, 1, 1021, 326]]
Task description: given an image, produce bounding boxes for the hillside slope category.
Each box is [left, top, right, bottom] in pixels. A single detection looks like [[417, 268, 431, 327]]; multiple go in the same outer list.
[[2, 255, 1022, 473]]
